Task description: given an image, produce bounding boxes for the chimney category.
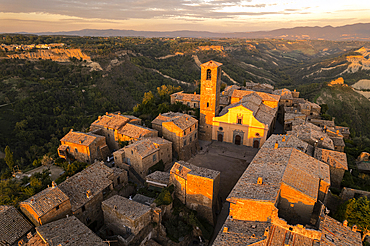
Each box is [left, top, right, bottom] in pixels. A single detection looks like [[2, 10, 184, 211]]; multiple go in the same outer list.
[[194, 92, 196, 95], [70, 129, 73, 132], [86, 190, 92, 198], [343, 220, 348, 227], [257, 177, 263, 185], [336, 130, 339, 134], [118, 112, 121, 115], [352, 225, 357, 232], [30, 199, 34, 204], [52, 181, 57, 188], [282, 136, 286, 142], [106, 112, 108, 115], [223, 227, 228, 233], [274, 141, 279, 149], [98, 116, 101, 120], [79, 140, 82, 144]]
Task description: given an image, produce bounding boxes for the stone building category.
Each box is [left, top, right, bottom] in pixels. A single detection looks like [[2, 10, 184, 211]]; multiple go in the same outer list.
[[115, 123, 158, 144], [199, 60, 222, 141], [261, 134, 314, 156], [170, 161, 220, 225], [0, 205, 33, 246], [283, 109, 306, 131], [152, 112, 198, 160], [330, 136, 345, 152], [20, 182, 71, 226], [101, 195, 152, 243], [90, 112, 141, 150], [58, 130, 110, 164], [212, 92, 277, 148], [314, 148, 348, 188], [36, 216, 107, 245], [288, 122, 335, 150], [213, 147, 361, 246], [170, 91, 200, 108], [226, 147, 330, 225], [113, 137, 172, 178], [58, 161, 127, 230], [230, 89, 280, 109], [273, 88, 293, 107]]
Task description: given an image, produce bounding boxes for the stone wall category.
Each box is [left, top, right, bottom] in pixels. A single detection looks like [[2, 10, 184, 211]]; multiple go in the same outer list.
[[102, 203, 151, 235], [330, 167, 345, 188], [278, 183, 316, 225], [20, 200, 72, 226], [228, 198, 277, 221], [73, 191, 106, 230]]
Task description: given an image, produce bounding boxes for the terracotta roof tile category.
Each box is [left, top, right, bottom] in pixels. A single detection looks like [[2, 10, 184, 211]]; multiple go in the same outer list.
[[124, 138, 159, 158], [118, 123, 157, 139], [58, 162, 113, 211], [91, 113, 139, 130], [314, 148, 348, 170], [171, 91, 200, 102], [102, 195, 151, 221], [20, 186, 69, 217], [0, 206, 33, 245], [152, 112, 197, 131], [60, 131, 104, 146], [36, 216, 107, 245]]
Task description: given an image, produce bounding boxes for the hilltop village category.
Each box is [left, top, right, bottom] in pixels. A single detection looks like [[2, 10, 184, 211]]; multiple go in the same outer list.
[[1, 61, 362, 246]]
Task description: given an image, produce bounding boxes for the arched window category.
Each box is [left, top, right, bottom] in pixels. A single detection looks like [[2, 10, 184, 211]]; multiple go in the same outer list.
[[206, 69, 212, 80], [207, 102, 209, 107]]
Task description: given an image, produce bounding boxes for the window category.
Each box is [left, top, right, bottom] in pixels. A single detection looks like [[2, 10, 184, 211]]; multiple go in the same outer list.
[[195, 133, 197, 138], [219, 127, 223, 131], [82, 205, 86, 212], [117, 177, 120, 184], [184, 140, 187, 146], [237, 118, 242, 124], [56, 205, 59, 210], [207, 102, 209, 107], [255, 133, 260, 137], [190, 137, 192, 142], [206, 69, 212, 80], [75, 148, 78, 153], [153, 154, 157, 162], [131, 150, 133, 155], [194, 103, 196, 107], [184, 130, 186, 135]]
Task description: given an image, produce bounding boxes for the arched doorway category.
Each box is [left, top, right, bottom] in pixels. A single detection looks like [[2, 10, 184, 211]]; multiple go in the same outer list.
[[235, 135, 241, 145], [253, 140, 259, 148], [218, 134, 223, 142]]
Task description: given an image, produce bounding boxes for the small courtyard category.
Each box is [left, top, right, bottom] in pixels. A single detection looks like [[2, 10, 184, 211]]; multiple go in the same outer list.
[[189, 140, 259, 201]]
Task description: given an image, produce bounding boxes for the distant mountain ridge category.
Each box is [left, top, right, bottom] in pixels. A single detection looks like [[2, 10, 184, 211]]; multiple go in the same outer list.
[[16, 23, 370, 41]]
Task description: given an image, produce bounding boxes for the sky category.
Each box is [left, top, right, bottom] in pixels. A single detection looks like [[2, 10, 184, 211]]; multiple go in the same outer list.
[[0, 0, 370, 33]]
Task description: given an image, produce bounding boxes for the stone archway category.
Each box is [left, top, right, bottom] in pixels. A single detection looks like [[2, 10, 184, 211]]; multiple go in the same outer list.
[[235, 135, 241, 145], [218, 134, 223, 142], [253, 140, 259, 148]]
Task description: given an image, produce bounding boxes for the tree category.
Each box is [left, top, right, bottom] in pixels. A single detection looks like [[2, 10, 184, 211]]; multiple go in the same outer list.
[[4, 146, 14, 170], [334, 196, 370, 231]]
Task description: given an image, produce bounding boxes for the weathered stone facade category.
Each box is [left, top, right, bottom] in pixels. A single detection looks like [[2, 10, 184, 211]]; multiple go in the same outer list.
[[102, 195, 152, 236], [113, 137, 172, 178], [152, 112, 198, 161], [58, 130, 110, 164], [170, 161, 220, 225], [199, 60, 222, 141]]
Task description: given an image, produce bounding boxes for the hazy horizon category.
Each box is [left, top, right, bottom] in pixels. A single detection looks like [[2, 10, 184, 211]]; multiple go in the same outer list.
[[1, 0, 369, 33]]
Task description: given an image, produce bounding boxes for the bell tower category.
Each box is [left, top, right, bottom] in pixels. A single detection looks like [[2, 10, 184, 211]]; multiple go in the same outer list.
[[199, 60, 222, 141]]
